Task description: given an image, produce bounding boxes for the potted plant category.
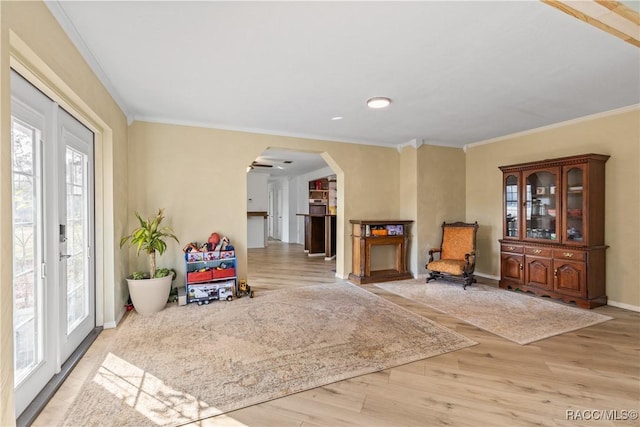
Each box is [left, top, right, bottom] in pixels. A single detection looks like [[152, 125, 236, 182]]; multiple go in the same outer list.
[[120, 208, 179, 315]]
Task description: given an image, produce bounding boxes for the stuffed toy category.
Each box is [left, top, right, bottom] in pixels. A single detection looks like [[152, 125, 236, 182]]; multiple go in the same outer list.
[[183, 242, 198, 253], [220, 236, 230, 251], [208, 232, 220, 246]]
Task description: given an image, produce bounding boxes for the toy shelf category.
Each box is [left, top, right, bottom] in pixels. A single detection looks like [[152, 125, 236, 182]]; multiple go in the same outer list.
[[185, 250, 237, 305]]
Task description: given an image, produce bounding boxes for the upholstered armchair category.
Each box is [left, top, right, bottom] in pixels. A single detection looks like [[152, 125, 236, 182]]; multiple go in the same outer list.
[[426, 221, 479, 289]]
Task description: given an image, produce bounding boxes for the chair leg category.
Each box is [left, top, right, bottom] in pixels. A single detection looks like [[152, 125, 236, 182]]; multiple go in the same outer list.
[[462, 275, 474, 290]]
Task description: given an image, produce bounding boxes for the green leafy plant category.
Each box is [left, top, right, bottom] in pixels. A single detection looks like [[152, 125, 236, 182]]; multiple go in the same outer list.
[[120, 208, 179, 279], [155, 268, 177, 280]]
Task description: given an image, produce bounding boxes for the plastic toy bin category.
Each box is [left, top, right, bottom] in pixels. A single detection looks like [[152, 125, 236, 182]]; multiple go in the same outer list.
[[187, 270, 213, 282], [212, 268, 236, 279]]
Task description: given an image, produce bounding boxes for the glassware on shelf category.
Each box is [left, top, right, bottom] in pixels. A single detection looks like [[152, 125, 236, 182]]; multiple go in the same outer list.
[[532, 200, 541, 216], [539, 204, 548, 216]]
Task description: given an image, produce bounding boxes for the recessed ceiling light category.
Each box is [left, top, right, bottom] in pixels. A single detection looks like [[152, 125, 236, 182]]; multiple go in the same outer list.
[[331, 116, 343, 120], [366, 97, 392, 109]]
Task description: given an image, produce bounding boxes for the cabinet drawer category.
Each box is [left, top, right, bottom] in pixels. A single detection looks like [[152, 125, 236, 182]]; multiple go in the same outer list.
[[525, 247, 552, 257], [553, 249, 586, 261], [501, 244, 523, 253]]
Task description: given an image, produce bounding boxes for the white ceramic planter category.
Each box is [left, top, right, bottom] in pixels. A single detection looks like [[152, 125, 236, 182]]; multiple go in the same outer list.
[[126, 275, 173, 315]]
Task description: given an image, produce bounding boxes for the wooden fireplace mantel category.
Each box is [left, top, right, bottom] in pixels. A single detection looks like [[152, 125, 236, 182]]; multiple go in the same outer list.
[[348, 220, 413, 284]]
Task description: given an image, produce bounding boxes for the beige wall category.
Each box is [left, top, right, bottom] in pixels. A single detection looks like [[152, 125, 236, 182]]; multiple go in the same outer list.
[[127, 121, 402, 283], [399, 146, 419, 274], [416, 145, 466, 275], [397, 144, 466, 276], [466, 108, 640, 307], [0, 1, 128, 423]]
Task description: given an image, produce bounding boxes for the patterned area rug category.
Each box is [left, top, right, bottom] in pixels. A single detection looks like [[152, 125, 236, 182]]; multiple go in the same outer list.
[[375, 280, 612, 345], [63, 283, 475, 426]]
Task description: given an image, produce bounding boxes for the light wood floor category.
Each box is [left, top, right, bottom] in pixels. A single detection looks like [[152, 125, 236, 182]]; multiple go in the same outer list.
[[34, 241, 639, 426]]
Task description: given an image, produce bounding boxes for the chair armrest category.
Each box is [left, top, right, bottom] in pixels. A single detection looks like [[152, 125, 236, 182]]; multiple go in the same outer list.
[[427, 248, 441, 264], [464, 252, 477, 273]]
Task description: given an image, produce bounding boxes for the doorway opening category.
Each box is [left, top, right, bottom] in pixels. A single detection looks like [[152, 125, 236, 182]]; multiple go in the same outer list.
[[246, 148, 339, 290]]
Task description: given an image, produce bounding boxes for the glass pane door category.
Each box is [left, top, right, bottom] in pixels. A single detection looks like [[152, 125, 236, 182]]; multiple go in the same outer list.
[[11, 117, 44, 386], [58, 108, 95, 364], [11, 73, 58, 418], [504, 174, 519, 238], [12, 71, 95, 417], [525, 168, 559, 241], [65, 147, 90, 333], [564, 166, 585, 244]]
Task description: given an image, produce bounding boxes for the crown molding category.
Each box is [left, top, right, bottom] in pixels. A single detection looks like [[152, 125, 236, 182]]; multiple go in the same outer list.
[[132, 115, 396, 148], [395, 138, 424, 152], [464, 104, 640, 150], [45, 1, 132, 121]]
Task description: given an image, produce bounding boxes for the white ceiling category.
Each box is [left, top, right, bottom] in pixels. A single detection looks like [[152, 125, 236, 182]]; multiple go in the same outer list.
[[248, 149, 329, 178], [49, 1, 639, 151]]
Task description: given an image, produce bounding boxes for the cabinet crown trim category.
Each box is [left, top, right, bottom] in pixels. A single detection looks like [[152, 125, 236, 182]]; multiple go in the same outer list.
[[499, 153, 609, 172]]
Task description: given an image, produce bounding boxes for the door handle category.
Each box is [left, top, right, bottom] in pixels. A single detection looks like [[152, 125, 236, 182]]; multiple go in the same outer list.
[[60, 253, 72, 261]]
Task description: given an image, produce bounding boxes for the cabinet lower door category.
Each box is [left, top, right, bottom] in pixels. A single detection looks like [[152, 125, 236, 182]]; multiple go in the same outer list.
[[525, 256, 553, 290], [554, 260, 587, 298], [500, 253, 524, 284]]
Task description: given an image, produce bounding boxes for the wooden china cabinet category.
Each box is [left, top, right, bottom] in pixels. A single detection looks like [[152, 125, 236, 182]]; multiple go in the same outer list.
[[498, 153, 609, 308]]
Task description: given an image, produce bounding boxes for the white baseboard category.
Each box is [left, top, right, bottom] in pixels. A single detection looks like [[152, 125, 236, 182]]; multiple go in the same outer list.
[[607, 300, 640, 312], [103, 305, 127, 329], [103, 321, 117, 329], [474, 272, 501, 281]]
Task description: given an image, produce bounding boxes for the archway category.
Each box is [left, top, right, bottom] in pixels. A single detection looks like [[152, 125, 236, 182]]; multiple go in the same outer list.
[[245, 148, 342, 290]]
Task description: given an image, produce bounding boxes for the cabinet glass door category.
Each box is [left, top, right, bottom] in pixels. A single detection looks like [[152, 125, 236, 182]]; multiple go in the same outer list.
[[503, 174, 519, 238], [563, 166, 585, 244], [524, 168, 559, 241]]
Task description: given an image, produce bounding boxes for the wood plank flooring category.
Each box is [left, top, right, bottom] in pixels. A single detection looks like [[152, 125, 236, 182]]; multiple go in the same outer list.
[[34, 241, 640, 427]]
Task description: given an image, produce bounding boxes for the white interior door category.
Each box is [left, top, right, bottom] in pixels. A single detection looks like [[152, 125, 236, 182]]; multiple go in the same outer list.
[[11, 71, 96, 417], [268, 190, 274, 238], [276, 188, 283, 241]]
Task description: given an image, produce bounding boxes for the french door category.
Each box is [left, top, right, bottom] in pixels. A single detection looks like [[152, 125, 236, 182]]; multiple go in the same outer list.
[[11, 71, 95, 416]]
